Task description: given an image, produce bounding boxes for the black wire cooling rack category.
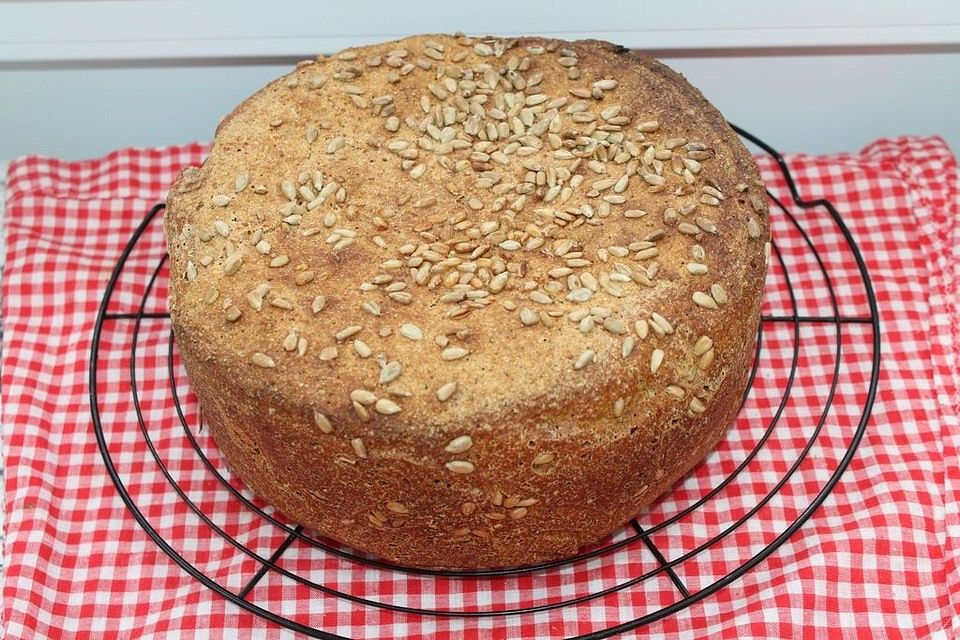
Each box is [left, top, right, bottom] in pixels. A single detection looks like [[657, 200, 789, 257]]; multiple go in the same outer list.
[[89, 126, 881, 639]]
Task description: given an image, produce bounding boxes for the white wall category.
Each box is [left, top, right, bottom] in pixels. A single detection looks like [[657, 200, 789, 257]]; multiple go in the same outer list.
[[1, 0, 958, 161]]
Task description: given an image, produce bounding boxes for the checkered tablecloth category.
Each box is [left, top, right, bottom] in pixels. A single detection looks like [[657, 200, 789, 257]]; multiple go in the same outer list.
[[2, 136, 957, 639]]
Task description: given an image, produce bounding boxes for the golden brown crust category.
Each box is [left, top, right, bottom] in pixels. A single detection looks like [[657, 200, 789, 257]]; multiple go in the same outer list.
[[165, 34, 769, 569]]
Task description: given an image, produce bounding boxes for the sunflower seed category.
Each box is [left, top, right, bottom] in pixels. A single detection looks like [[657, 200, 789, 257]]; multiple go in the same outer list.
[[696, 216, 718, 234], [481, 270, 506, 292], [693, 291, 718, 309], [519, 307, 539, 326], [650, 313, 674, 335], [650, 348, 664, 374], [711, 283, 728, 305], [350, 389, 376, 405], [361, 300, 382, 317], [635, 319, 649, 339], [353, 340, 372, 358], [529, 291, 552, 304], [614, 397, 625, 417], [313, 410, 333, 433], [689, 398, 706, 414], [385, 501, 408, 515], [211, 194, 231, 207], [687, 263, 709, 275], [693, 336, 714, 355], [445, 434, 472, 454], [295, 270, 316, 286], [379, 361, 402, 384], [399, 323, 423, 341], [223, 253, 243, 276], [375, 398, 401, 415], [579, 316, 595, 333], [351, 438, 368, 459], [441, 347, 469, 361], [574, 349, 595, 370], [445, 460, 475, 474], [566, 287, 593, 303], [648, 318, 665, 339], [326, 137, 346, 154], [698, 348, 716, 371], [352, 401, 370, 421], [622, 335, 636, 358], [280, 181, 297, 200], [533, 451, 555, 465], [250, 352, 275, 368], [335, 325, 363, 341]]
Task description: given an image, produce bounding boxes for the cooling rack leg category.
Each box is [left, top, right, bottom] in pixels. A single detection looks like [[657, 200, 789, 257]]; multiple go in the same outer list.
[[630, 521, 690, 599], [238, 526, 304, 599]]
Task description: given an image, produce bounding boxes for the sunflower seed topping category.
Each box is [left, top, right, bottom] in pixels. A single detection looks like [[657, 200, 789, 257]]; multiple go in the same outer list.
[[445, 460, 475, 474], [574, 349, 595, 370], [445, 434, 473, 453], [335, 325, 363, 341], [650, 348, 664, 374], [374, 398, 401, 415], [693, 336, 714, 355], [432, 379, 457, 402], [313, 410, 333, 433], [353, 340, 372, 358], [379, 361, 402, 384], [693, 291, 718, 309], [441, 347, 469, 361], [250, 352, 275, 368], [179, 37, 763, 452], [710, 283, 728, 305], [399, 323, 423, 341], [351, 438, 368, 459], [350, 389, 376, 405]]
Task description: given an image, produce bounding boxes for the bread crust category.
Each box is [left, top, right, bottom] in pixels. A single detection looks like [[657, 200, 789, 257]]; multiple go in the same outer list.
[[165, 35, 769, 569]]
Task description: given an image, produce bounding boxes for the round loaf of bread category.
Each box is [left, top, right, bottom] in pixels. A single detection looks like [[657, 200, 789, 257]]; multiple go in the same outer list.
[[164, 34, 769, 569]]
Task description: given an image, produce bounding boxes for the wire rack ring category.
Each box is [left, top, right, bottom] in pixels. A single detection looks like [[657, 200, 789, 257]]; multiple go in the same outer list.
[[89, 126, 881, 639]]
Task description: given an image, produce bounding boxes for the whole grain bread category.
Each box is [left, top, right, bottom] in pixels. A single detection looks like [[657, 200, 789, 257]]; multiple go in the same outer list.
[[164, 34, 770, 569]]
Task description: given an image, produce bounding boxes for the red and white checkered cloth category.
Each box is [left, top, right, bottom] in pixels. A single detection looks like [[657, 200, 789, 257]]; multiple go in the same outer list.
[[2, 135, 957, 639]]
